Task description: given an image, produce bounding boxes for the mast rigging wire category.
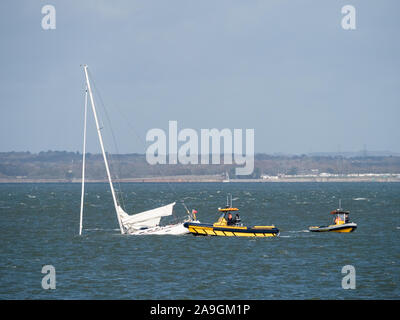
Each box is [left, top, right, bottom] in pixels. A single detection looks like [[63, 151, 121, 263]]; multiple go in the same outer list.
[[85, 69, 192, 221]]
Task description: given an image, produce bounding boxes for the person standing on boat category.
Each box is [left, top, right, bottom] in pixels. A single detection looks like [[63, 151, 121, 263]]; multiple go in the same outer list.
[[234, 213, 241, 225], [192, 209, 198, 221], [227, 212, 233, 225], [335, 215, 344, 225]]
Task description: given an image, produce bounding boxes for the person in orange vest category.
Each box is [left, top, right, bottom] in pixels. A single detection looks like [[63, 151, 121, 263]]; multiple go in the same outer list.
[[192, 209, 197, 221], [335, 215, 344, 225]]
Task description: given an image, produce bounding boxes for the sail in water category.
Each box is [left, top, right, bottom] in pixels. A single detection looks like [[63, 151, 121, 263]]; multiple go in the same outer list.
[[117, 203, 175, 232], [79, 65, 192, 235]]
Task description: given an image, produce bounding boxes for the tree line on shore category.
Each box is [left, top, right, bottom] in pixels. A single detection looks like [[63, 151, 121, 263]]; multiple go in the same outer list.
[[1, 150, 400, 180]]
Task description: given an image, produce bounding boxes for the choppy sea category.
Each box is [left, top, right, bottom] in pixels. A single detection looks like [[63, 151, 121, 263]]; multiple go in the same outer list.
[[0, 182, 399, 299]]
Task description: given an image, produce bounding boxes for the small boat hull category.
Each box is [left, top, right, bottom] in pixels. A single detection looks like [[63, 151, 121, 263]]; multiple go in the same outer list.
[[309, 222, 357, 233], [184, 222, 279, 237]]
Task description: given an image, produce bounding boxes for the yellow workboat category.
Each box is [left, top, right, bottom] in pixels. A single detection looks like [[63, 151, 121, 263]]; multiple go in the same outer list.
[[183, 197, 279, 237], [309, 204, 357, 233]]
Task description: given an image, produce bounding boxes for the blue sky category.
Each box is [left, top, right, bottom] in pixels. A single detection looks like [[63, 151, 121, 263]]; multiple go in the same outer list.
[[0, 0, 399, 154]]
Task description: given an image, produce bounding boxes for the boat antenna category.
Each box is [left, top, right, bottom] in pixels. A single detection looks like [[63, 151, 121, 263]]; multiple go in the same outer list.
[[226, 193, 233, 207], [83, 65, 125, 234]]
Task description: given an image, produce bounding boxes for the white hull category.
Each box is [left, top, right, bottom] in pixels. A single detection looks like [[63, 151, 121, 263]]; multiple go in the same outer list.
[[127, 221, 199, 235]]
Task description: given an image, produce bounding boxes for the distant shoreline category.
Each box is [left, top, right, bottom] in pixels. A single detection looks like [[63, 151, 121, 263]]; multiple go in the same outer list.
[[2, 152, 400, 184], [1, 177, 400, 183]]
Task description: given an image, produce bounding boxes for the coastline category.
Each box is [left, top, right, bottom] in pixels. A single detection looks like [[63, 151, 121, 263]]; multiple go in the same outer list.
[[1, 176, 400, 183]]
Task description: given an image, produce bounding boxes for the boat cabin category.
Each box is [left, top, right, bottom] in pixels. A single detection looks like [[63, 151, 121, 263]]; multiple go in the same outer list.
[[330, 210, 350, 225], [214, 207, 241, 226]]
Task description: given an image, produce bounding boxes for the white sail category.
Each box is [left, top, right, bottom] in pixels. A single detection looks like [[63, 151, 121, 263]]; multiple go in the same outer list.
[[117, 202, 176, 231]]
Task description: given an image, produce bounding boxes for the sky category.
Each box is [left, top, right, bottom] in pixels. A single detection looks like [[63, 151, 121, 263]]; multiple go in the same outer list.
[[0, 0, 399, 155]]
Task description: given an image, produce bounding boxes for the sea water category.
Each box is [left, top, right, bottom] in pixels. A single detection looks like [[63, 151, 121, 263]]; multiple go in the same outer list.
[[0, 182, 399, 299]]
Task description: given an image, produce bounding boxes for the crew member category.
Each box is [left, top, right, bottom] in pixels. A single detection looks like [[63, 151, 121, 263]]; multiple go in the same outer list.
[[192, 209, 197, 221], [334, 216, 340, 224], [234, 213, 241, 224], [227, 212, 233, 225], [335, 215, 344, 225]]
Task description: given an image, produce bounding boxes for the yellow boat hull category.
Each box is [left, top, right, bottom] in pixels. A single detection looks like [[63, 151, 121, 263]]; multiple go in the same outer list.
[[184, 222, 279, 237], [309, 223, 357, 233]]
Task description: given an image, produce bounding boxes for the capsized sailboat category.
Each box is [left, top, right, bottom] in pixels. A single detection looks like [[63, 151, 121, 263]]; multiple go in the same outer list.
[[79, 65, 194, 235], [117, 204, 196, 235]]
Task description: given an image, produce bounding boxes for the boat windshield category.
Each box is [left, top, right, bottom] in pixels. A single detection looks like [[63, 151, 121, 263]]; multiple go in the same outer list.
[[334, 213, 348, 224]]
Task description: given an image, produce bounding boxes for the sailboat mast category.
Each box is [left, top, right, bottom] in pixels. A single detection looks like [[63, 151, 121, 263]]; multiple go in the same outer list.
[[83, 65, 125, 234], [79, 88, 88, 235]]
